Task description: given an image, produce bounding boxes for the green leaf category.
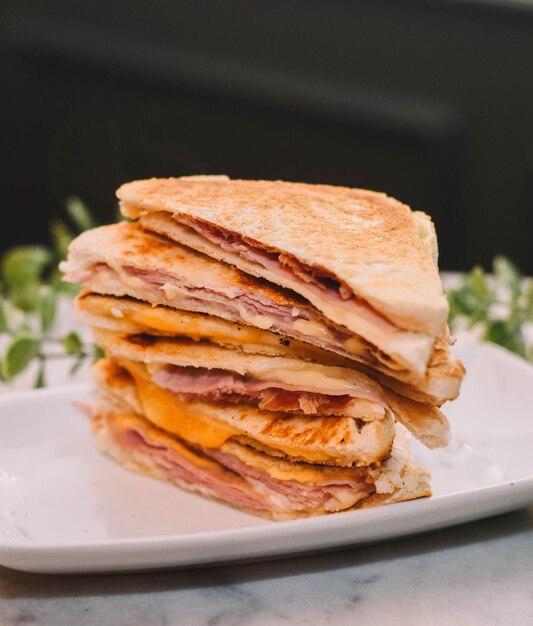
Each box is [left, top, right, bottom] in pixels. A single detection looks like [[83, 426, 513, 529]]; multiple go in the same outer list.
[[447, 275, 491, 327], [0, 295, 7, 333], [448, 285, 476, 317], [66, 196, 97, 232], [49, 219, 74, 261], [62, 331, 83, 355], [2, 301, 28, 334], [1, 246, 54, 311], [93, 345, 105, 362], [70, 354, 86, 376], [38, 285, 57, 333], [10, 285, 41, 311], [493, 255, 521, 296], [466, 266, 491, 301], [524, 279, 533, 323], [1, 246, 53, 289], [34, 362, 46, 388], [482, 319, 507, 346], [482, 319, 526, 358], [1, 334, 41, 380], [466, 308, 490, 330]]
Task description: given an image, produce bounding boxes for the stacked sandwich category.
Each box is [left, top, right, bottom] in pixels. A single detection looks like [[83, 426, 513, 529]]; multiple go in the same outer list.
[[61, 176, 464, 520]]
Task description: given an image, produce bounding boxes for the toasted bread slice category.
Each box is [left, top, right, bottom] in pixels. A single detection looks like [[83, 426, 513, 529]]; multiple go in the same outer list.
[[118, 177, 448, 337]]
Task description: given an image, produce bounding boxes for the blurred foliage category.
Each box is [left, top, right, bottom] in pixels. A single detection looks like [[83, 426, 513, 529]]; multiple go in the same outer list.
[[0, 197, 102, 387], [448, 256, 533, 361]]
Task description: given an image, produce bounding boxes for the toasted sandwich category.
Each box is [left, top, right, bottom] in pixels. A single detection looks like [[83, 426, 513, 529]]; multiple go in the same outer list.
[[117, 177, 450, 375], [89, 323, 450, 449], [60, 176, 462, 520], [61, 221, 463, 406], [92, 358, 431, 520]]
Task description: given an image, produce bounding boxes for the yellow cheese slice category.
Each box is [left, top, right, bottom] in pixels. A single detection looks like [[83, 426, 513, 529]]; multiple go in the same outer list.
[[124, 362, 240, 448], [108, 411, 222, 471], [125, 307, 278, 348], [116, 359, 345, 476]]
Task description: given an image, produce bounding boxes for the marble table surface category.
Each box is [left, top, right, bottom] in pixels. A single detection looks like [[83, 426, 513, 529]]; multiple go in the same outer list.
[[1, 506, 532, 626]]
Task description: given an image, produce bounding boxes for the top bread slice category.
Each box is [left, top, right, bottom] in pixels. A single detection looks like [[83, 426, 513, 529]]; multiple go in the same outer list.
[[117, 176, 449, 339]]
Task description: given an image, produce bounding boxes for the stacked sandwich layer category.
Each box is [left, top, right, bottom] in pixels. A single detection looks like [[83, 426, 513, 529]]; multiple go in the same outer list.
[[61, 176, 464, 520]]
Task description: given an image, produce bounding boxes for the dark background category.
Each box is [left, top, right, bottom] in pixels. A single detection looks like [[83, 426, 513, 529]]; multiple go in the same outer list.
[[2, 0, 533, 271]]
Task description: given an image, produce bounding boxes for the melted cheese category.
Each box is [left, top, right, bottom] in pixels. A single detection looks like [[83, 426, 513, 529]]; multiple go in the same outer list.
[[123, 362, 240, 447], [254, 366, 358, 394], [109, 411, 221, 471], [292, 319, 333, 340], [117, 360, 346, 472], [109, 305, 279, 348], [267, 464, 329, 483], [91, 301, 369, 393], [272, 445, 335, 464], [112, 408, 359, 484], [131, 307, 184, 333]]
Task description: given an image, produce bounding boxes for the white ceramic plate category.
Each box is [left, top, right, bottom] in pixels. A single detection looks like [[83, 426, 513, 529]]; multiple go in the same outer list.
[[1, 342, 533, 574]]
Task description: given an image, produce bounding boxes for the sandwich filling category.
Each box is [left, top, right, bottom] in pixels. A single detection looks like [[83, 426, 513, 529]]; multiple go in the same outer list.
[[96, 359, 396, 466], [91, 327, 391, 420], [76, 292, 464, 407], [94, 361, 423, 518], [176, 215, 396, 330], [93, 325, 450, 450], [60, 221, 444, 375], [135, 213, 436, 374], [151, 365, 386, 419], [65, 261, 404, 372], [96, 409, 382, 519], [75, 292, 351, 365]]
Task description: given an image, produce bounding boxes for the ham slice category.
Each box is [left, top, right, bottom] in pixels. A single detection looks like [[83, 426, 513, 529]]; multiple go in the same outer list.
[[63, 259, 403, 372], [258, 390, 352, 414], [206, 447, 374, 512], [114, 425, 267, 510], [104, 413, 375, 518], [100, 264, 399, 371], [151, 365, 386, 416], [179, 216, 398, 332]]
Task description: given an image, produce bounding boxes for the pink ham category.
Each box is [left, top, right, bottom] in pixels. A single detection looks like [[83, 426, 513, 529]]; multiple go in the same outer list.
[[206, 447, 374, 512], [151, 365, 386, 415], [258, 390, 352, 414], [116, 426, 267, 510], [76, 262, 399, 370], [111, 419, 374, 516], [117, 265, 365, 357], [179, 216, 398, 332]]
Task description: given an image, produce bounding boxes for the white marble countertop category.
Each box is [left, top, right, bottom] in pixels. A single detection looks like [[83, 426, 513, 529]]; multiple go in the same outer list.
[[1, 506, 532, 625]]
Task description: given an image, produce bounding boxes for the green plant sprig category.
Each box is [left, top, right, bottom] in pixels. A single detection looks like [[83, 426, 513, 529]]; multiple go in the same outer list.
[[447, 256, 533, 361], [0, 197, 101, 388]]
